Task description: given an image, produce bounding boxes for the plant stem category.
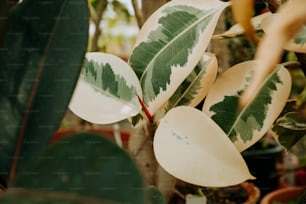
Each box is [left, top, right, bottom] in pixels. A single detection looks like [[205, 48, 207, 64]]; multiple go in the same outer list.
[[137, 95, 154, 123], [91, 0, 107, 52], [131, 0, 143, 28]]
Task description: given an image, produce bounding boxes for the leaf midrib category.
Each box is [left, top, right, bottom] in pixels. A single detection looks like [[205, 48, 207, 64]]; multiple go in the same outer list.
[[9, 0, 69, 185], [226, 68, 279, 137], [138, 7, 217, 84], [170, 61, 208, 108], [83, 80, 140, 110]]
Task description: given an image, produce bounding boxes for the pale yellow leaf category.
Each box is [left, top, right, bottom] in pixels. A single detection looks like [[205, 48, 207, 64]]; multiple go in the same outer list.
[[240, 0, 306, 108], [231, 0, 257, 42], [153, 106, 255, 187]]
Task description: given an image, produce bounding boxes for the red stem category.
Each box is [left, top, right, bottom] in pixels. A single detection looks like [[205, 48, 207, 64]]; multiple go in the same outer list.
[[137, 95, 154, 123]]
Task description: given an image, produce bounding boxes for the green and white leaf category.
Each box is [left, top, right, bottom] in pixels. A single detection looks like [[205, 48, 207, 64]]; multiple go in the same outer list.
[[153, 106, 254, 187], [129, 0, 230, 115], [271, 100, 306, 150], [156, 53, 217, 118], [261, 14, 306, 53], [213, 12, 271, 39], [203, 61, 292, 152], [69, 52, 142, 124]]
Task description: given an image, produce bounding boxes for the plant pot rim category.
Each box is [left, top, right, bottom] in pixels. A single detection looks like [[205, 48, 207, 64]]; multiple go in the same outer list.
[[260, 186, 306, 204], [241, 182, 261, 204]]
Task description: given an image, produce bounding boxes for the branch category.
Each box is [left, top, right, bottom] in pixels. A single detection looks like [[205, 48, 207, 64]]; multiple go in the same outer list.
[[91, 0, 107, 52], [131, 0, 144, 28]]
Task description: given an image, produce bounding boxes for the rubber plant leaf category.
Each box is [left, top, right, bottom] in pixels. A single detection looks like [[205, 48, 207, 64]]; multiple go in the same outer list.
[[272, 100, 306, 150], [153, 106, 254, 187], [240, 0, 306, 107], [69, 52, 142, 124], [203, 61, 291, 152], [129, 0, 230, 116], [213, 12, 270, 40], [231, 0, 257, 42], [0, 190, 118, 204], [0, 0, 88, 184], [13, 133, 145, 204], [131, 53, 218, 127], [157, 53, 218, 117], [261, 13, 306, 53], [145, 186, 166, 204]]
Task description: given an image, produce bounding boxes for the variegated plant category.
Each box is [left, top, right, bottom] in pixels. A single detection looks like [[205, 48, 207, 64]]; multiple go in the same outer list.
[[69, 0, 306, 190]]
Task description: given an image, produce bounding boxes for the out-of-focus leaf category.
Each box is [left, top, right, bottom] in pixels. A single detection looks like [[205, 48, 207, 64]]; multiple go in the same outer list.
[[146, 186, 166, 204], [153, 106, 254, 187], [240, 0, 306, 107], [13, 133, 145, 204], [231, 0, 257, 42], [272, 104, 306, 150], [129, 0, 230, 115], [0, 189, 118, 204], [203, 61, 291, 152], [0, 0, 89, 183], [213, 12, 270, 40], [69, 52, 142, 124], [261, 14, 306, 53]]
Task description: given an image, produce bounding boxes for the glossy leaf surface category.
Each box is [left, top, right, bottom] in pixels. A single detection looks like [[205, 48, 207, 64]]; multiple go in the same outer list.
[[69, 52, 142, 124], [203, 61, 291, 152], [154, 106, 254, 187], [0, 0, 89, 182], [129, 0, 229, 115], [13, 133, 145, 204], [272, 100, 306, 150], [0, 189, 118, 204], [160, 53, 218, 113]]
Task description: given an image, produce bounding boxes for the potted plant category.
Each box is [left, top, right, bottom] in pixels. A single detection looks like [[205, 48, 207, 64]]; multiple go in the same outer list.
[[260, 186, 305, 204], [0, 0, 306, 204], [0, 0, 147, 204], [67, 0, 306, 203]]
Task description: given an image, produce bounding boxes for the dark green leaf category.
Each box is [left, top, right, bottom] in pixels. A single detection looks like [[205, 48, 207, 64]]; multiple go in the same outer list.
[[13, 133, 145, 204], [146, 186, 166, 204], [272, 111, 306, 149], [0, 0, 89, 183], [0, 189, 118, 204]]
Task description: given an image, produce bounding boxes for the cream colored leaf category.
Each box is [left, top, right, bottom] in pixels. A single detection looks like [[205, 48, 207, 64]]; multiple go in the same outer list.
[[69, 53, 142, 124], [240, 0, 306, 108], [153, 106, 254, 187], [231, 0, 257, 42], [213, 12, 270, 40], [261, 13, 306, 53]]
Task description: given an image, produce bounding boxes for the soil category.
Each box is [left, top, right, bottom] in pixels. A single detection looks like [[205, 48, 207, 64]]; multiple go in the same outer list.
[[169, 180, 250, 204]]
